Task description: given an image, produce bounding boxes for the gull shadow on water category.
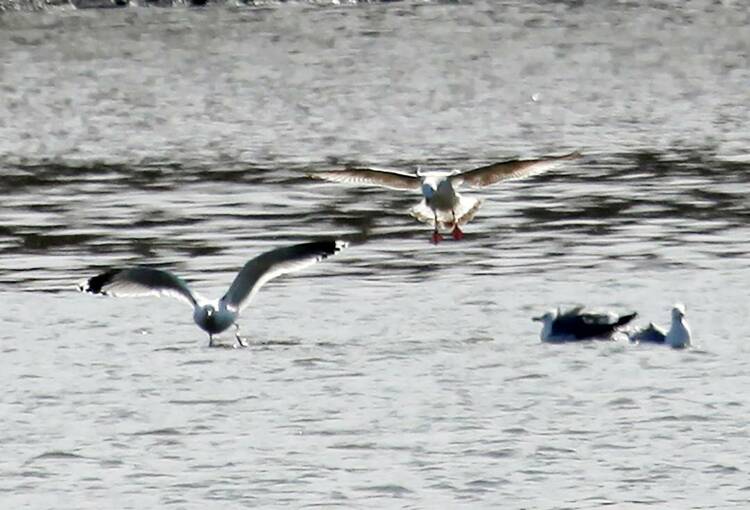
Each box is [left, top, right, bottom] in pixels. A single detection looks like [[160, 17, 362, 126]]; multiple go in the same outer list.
[[202, 341, 249, 350], [25, 451, 91, 465], [154, 341, 195, 353], [128, 427, 182, 436], [168, 397, 251, 406], [189, 336, 303, 350], [248, 338, 303, 347]]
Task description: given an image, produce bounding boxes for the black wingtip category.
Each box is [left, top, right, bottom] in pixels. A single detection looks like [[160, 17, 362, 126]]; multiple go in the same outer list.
[[334, 239, 349, 252], [78, 269, 122, 295], [616, 312, 638, 327], [315, 239, 348, 261]]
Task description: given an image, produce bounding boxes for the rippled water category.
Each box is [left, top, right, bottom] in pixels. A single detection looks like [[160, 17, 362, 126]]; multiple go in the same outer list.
[[2, 2, 750, 508]]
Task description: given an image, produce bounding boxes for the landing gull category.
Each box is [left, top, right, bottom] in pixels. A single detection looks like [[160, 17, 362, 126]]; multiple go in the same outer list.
[[79, 240, 348, 347], [628, 303, 691, 348], [309, 151, 582, 244], [533, 306, 637, 342]]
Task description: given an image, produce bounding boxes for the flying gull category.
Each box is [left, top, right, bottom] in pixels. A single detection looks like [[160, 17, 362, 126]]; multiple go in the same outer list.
[[533, 306, 637, 342], [309, 151, 582, 244], [628, 304, 691, 348], [79, 240, 348, 347]]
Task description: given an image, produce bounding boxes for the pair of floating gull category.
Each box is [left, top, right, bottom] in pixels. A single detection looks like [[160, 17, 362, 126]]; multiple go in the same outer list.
[[309, 151, 582, 243], [533, 304, 691, 348]]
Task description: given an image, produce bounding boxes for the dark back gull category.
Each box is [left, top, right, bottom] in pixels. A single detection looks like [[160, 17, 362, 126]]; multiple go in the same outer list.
[[79, 240, 348, 347], [533, 306, 637, 342], [309, 151, 582, 244]]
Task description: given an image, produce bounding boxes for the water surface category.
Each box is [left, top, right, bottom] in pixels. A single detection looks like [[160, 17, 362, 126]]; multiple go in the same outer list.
[[1, 2, 749, 508]]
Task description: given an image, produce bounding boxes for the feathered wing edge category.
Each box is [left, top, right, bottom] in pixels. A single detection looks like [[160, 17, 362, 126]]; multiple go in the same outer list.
[[308, 168, 422, 191], [568, 308, 636, 327], [221, 240, 348, 313], [629, 322, 667, 343], [78, 267, 198, 309], [451, 151, 582, 188]]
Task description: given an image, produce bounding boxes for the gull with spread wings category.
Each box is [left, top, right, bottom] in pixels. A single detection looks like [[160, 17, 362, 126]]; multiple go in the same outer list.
[[79, 240, 348, 347], [533, 306, 637, 342], [309, 151, 582, 243]]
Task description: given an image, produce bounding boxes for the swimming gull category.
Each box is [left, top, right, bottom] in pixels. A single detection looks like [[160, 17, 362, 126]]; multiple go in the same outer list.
[[532, 306, 637, 342], [628, 303, 691, 348], [78, 240, 348, 347], [309, 151, 582, 244]]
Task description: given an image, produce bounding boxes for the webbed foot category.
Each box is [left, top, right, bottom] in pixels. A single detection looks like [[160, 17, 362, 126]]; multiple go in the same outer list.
[[451, 225, 464, 240]]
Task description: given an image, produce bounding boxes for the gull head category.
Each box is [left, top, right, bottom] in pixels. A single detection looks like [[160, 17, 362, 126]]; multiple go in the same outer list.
[[194, 304, 220, 334], [533, 309, 558, 342], [204, 305, 217, 330], [671, 303, 687, 320], [421, 183, 435, 199], [532, 310, 557, 325]]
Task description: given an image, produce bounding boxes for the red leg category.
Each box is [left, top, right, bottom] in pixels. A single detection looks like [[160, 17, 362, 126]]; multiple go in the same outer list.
[[431, 210, 443, 244], [451, 210, 464, 240], [452, 224, 464, 240]]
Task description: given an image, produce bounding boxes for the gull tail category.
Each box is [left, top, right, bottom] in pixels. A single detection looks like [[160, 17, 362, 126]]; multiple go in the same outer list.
[[409, 196, 483, 230]]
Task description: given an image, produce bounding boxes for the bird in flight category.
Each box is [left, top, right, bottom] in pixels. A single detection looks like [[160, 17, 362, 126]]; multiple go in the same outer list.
[[79, 240, 348, 347], [309, 151, 582, 244]]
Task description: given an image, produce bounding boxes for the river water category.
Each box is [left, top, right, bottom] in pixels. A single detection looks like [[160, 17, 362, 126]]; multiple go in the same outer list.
[[1, 1, 750, 508]]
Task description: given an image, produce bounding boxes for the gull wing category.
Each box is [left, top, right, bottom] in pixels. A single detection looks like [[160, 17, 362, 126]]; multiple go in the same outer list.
[[629, 322, 667, 343], [580, 311, 619, 326], [561, 305, 586, 316], [78, 267, 198, 309], [221, 240, 348, 313], [450, 151, 582, 188], [554, 308, 636, 339], [308, 168, 421, 191]]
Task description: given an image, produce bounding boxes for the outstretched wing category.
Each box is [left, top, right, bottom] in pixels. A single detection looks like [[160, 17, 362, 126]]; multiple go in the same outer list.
[[309, 168, 421, 191], [221, 240, 348, 313], [450, 151, 582, 188], [78, 267, 198, 308]]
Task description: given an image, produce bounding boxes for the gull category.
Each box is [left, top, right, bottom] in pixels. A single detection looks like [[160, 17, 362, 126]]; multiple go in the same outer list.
[[532, 306, 637, 342], [628, 304, 692, 348], [78, 240, 348, 347], [309, 151, 582, 244]]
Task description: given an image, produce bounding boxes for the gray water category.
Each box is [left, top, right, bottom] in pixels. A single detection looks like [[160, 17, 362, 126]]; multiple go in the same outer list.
[[2, 1, 750, 508]]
